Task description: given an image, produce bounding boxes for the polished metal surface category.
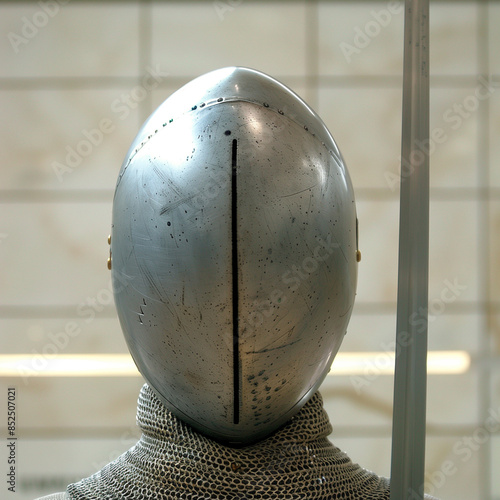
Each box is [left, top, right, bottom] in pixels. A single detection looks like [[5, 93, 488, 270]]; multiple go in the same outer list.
[[111, 67, 358, 444], [390, 1, 430, 498]]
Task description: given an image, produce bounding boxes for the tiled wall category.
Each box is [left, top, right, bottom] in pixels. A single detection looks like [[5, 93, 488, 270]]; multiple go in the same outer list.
[[0, 1, 498, 499]]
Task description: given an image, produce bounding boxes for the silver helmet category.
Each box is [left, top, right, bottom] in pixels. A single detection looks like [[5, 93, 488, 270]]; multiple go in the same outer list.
[[110, 67, 359, 445]]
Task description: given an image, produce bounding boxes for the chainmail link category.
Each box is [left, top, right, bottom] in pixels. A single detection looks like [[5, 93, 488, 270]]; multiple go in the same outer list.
[[66, 384, 438, 500]]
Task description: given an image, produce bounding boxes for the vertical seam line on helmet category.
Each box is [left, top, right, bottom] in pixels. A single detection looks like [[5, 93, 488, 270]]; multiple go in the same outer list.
[[231, 138, 240, 425]]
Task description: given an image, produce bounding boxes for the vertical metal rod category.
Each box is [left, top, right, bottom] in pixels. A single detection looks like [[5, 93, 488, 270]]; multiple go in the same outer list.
[[390, 1, 429, 499]]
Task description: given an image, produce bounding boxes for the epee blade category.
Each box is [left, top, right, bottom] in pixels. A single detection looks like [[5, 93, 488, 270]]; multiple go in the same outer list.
[[390, 0, 430, 499]]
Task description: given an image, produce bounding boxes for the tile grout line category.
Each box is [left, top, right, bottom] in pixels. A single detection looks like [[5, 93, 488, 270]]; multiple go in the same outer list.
[[476, 1, 492, 498], [2, 301, 497, 319], [305, 0, 319, 110], [138, 0, 153, 125], [1, 187, 500, 203]]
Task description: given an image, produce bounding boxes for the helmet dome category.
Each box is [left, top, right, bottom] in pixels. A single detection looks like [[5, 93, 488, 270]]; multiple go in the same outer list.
[[111, 67, 358, 445]]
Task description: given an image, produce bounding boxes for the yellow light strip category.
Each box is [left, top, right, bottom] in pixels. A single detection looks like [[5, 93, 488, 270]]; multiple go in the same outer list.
[[328, 350, 471, 376], [0, 351, 470, 378], [0, 354, 140, 377]]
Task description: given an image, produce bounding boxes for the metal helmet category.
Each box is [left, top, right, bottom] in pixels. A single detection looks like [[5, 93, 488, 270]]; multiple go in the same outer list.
[[110, 67, 359, 445]]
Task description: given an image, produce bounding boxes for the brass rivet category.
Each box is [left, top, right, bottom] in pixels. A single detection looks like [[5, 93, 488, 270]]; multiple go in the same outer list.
[[356, 250, 362, 262], [107, 234, 112, 269]]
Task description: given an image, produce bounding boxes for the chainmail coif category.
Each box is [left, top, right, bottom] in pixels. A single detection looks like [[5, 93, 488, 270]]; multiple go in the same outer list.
[[65, 384, 438, 500]]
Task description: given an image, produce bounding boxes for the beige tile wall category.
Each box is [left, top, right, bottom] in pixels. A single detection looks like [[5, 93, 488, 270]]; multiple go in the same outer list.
[[0, 1, 498, 499]]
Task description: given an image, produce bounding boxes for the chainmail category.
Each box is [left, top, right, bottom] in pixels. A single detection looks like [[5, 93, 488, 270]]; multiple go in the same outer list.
[[65, 384, 438, 500]]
